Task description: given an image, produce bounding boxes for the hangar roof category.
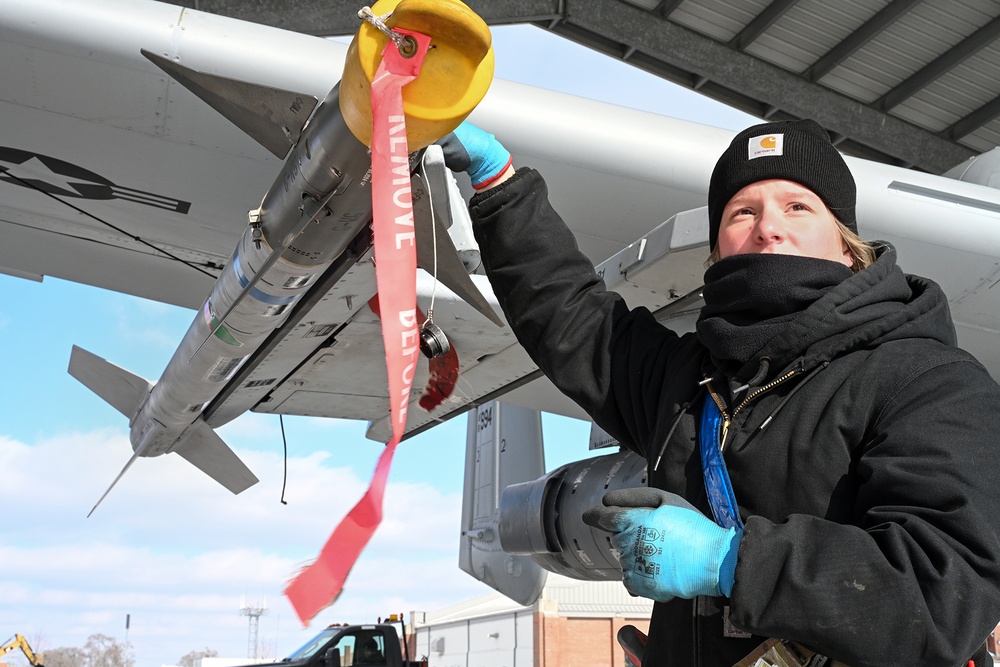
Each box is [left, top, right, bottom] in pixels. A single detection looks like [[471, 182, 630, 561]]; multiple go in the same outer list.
[[185, 0, 1000, 174]]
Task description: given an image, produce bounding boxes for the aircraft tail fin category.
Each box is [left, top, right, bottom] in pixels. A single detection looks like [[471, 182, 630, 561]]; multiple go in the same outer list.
[[459, 400, 547, 605], [173, 419, 259, 495], [68, 345, 152, 418]]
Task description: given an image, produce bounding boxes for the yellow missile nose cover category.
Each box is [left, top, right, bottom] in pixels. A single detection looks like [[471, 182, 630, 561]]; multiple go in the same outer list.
[[340, 0, 494, 150]]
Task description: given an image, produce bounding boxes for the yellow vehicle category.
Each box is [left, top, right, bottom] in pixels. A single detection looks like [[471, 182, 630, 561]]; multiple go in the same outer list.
[[1, 634, 44, 666]]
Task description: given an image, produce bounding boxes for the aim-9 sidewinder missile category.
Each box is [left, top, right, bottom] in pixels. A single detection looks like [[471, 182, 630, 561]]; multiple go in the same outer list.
[[68, 0, 497, 515]]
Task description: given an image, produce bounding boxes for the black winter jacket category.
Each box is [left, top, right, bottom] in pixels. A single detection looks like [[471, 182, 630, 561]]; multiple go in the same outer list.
[[469, 168, 1000, 667]]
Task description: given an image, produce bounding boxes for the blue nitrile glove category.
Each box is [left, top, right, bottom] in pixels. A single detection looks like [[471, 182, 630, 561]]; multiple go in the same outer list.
[[582, 487, 742, 601], [437, 121, 512, 188]]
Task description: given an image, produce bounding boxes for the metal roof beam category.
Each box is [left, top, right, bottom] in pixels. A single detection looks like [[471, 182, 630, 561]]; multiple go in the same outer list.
[[875, 13, 1000, 111], [947, 95, 1000, 141], [554, 0, 972, 172], [802, 0, 923, 82], [653, 0, 685, 18], [183, 0, 562, 35], [527, 20, 914, 166], [185, 0, 977, 171], [728, 0, 799, 51]]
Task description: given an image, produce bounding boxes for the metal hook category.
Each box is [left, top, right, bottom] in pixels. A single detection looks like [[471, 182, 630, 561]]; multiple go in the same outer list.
[[358, 6, 418, 57]]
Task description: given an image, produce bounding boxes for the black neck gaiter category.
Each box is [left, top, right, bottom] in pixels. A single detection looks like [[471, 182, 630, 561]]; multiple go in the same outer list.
[[696, 253, 853, 379]]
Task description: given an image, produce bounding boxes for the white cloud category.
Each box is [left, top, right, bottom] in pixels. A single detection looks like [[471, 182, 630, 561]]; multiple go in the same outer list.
[[1, 429, 491, 667]]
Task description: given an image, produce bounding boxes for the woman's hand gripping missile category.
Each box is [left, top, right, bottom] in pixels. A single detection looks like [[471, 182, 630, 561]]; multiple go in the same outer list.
[[437, 121, 513, 189], [583, 487, 742, 601]]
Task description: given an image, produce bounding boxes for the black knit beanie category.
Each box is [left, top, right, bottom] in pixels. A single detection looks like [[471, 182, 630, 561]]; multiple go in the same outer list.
[[707, 119, 857, 251]]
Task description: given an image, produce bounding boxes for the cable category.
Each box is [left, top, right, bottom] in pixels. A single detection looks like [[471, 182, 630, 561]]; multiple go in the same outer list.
[[417, 153, 440, 327], [279, 414, 289, 505], [3, 170, 221, 280]]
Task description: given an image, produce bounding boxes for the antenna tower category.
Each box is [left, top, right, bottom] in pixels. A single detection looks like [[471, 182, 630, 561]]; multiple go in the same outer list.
[[240, 597, 267, 659]]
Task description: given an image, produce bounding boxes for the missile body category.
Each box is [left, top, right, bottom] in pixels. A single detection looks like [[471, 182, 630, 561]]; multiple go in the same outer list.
[[72, 84, 415, 502], [71, 0, 495, 510], [137, 86, 385, 454]]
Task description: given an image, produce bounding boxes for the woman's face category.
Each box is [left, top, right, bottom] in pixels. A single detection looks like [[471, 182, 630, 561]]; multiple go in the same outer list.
[[717, 179, 852, 267]]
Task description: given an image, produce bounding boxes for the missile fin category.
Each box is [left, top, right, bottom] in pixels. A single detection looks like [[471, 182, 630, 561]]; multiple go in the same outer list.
[[68, 345, 152, 418], [172, 419, 259, 495], [140, 49, 318, 159], [414, 146, 505, 327]]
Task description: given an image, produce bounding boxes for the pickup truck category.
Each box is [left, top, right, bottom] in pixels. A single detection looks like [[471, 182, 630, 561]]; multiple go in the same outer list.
[[239, 622, 423, 667]]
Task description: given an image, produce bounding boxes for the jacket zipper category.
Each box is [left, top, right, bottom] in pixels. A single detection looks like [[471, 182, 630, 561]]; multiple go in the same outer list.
[[704, 369, 798, 451], [691, 368, 803, 666]]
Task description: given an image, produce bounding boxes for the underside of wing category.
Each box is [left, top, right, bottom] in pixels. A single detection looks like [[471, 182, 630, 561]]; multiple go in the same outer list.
[[0, 0, 343, 308], [0, 0, 727, 310], [201, 201, 712, 439]]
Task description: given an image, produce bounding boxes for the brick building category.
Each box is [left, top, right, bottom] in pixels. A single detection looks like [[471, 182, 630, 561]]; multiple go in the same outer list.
[[409, 575, 651, 667], [409, 579, 1000, 666]]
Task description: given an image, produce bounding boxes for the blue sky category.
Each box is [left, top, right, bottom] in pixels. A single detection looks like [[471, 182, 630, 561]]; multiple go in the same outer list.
[[0, 20, 756, 667]]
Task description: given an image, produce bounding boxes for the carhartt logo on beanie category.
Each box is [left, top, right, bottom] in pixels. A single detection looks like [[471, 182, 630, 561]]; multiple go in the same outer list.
[[748, 133, 782, 158], [707, 119, 857, 251]]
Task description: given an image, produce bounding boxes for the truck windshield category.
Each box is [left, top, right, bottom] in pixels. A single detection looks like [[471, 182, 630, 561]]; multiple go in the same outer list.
[[285, 627, 341, 661]]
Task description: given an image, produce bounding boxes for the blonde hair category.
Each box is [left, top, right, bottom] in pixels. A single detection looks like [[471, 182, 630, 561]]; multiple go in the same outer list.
[[706, 220, 875, 273]]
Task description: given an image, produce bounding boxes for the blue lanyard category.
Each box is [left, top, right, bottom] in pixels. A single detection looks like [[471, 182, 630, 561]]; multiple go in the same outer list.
[[699, 393, 744, 530]]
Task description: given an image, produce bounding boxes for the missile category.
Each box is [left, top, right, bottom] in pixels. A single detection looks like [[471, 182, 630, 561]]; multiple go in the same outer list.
[[70, 0, 496, 514]]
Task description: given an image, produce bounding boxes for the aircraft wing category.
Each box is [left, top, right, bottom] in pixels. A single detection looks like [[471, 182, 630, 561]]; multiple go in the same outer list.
[[0, 1, 349, 308], [4, 0, 1000, 449]]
